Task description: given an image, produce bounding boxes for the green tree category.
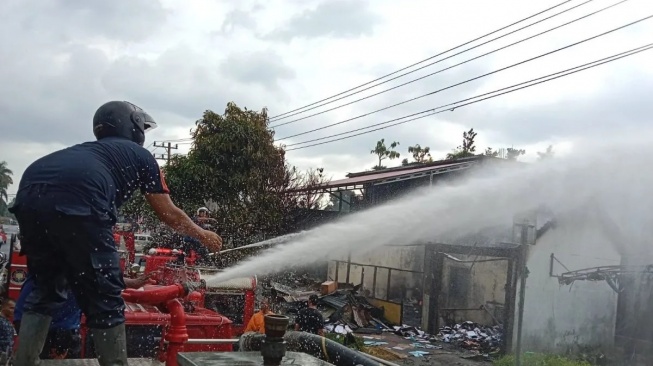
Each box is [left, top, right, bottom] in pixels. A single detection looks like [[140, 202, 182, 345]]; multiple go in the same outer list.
[[285, 167, 330, 209], [122, 102, 328, 245], [0, 161, 13, 211], [120, 103, 331, 242], [402, 144, 432, 165], [166, 103, 289, 243], [371, 139, 400, 170], [446, 128, 477, 159], [484, 147, 499, 157], [119, 191, 156, 224], [506, 147, 526, 161], [537, 145, 555, 160]]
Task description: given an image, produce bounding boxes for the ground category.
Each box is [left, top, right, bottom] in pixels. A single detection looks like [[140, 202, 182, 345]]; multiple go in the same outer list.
[[399, 352, 491, 365], [359, 331, 494, 366]]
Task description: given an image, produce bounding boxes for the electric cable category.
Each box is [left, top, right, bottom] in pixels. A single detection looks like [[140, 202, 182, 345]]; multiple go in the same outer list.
[[272, 0, 627, 129], [276, 13, 652, 141], [284, 42, 653, 151], [268, 0, 576, 121], [159, 138, 192, 143]]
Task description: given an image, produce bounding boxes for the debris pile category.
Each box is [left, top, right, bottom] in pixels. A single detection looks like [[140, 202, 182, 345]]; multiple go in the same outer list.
[[393, 325, 432, 340], [262, 275, 504, 360], [437, 321, 503, 352], [264, 274, 395, 335], [321, 291, 392, 334]]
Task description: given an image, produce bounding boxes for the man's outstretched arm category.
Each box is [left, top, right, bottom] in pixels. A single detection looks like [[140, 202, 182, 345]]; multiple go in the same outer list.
[[145, 193, 222, 253]]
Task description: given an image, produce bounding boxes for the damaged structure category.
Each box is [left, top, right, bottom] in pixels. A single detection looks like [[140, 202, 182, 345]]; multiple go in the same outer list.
[[286, 155, 647, 360]]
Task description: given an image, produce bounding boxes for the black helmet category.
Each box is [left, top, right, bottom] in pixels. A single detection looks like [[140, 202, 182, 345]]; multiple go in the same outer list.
[[92, 101, 158, 146]]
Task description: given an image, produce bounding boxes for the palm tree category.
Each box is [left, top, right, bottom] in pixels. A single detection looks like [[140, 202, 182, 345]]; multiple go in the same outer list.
[[0, 161, 13, 207]]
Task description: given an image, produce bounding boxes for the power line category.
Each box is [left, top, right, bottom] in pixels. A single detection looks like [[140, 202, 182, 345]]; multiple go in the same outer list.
[[268, 0, 576, 121], [272, 0, 627, 129], [285, 42, 653, 151], [162, 137, 192, 143], [277, 13, 652, 141], [288, 42, 653, 147]]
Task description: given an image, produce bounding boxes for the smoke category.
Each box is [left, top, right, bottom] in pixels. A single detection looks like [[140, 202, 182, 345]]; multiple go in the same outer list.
[[206, 127, 653, 285]]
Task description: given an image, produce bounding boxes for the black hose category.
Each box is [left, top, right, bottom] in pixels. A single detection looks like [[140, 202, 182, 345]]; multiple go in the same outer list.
[[240, 331, 382, 366]]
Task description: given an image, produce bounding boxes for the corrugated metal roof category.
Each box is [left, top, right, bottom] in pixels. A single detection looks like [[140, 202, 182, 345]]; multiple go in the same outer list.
[[285, 161, 475, 193]]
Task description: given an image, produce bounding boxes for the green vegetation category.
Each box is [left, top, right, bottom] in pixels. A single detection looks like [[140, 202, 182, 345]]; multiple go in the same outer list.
[[371, 139, 401, 170], [324, 333, 364, 350], [0, 161, 14, 217], [494, 353, 591, 366], [120, 102, 329, 244]]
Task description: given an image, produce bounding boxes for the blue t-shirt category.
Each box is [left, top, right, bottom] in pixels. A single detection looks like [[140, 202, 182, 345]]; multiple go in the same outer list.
[[0, 317, 13, 353], [14, 276, 81, 331], [11, 136, 169, 223]]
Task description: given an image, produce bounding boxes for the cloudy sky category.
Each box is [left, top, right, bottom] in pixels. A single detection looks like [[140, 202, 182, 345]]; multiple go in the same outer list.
[[1, 0, 652, 195]]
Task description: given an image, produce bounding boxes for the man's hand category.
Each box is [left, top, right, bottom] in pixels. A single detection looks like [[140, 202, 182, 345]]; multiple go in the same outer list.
[[124, 273, 155, 289], [146, 193, 222, 250], [200, 230, 223, 253]]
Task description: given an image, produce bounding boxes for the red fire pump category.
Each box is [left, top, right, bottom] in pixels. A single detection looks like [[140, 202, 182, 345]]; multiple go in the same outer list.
[[3, 227, 258, 366], [139, 248, 257, 336]]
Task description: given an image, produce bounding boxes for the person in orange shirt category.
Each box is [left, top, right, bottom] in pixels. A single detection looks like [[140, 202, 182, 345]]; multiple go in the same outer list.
[[244, 299, 273, 334]]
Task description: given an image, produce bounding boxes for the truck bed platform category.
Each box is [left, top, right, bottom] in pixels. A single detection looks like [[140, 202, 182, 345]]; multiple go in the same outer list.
[[40, 359, 163, 366]]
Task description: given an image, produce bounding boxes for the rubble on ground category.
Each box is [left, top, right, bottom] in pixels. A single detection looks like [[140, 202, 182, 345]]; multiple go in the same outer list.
[[437, 321, 503, 353], [261, 275, 502, 359]]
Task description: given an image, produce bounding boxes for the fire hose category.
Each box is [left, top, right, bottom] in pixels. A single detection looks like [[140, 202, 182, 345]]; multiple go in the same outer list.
[[240, 329, 383, 366]]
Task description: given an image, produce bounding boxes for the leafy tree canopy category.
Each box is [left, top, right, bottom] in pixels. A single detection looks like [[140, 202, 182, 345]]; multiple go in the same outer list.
[[402, 144, 433, 165], [0, 161, 13, 217], [121, 102, 328, 245], [446, 128, 477, 160], [538, 145, 555, 160], [371, 139, 400, 170], [506, 147, 526, 161]]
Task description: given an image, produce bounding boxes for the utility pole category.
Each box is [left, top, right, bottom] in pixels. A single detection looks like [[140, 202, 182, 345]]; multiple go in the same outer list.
[[153, 141, 178, 163], [513, 214, 535, 366]]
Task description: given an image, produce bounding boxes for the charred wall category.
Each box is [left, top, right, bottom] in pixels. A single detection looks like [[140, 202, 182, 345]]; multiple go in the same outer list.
[[439, 254, 508, 326]]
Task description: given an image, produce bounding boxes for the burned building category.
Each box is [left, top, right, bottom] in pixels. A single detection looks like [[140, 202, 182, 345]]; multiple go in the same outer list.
[[285, 155, 638, 359]]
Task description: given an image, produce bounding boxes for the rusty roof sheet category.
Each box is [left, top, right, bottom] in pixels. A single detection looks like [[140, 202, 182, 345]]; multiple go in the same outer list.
[[310, 161, 475, 191]]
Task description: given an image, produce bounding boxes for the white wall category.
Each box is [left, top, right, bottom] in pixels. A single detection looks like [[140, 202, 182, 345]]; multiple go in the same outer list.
[[326, 245, 424, 300], [518, 216, 620, 353]]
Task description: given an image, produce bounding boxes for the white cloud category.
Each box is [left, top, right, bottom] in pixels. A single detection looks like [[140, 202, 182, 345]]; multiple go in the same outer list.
[[1, 0, 653, 195]]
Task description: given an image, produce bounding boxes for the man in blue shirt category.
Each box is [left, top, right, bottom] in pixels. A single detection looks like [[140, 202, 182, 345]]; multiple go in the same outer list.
[[9, 101, 223, 366], [14, 274, 152, 359], [188, 207, 219, 264], [14, 277, 80, 359], [0, 298, 15, 359]]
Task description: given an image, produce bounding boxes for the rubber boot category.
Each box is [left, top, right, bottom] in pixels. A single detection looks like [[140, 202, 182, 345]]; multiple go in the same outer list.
[[91, 324, 129, 366], [13, 311, 52, 366]]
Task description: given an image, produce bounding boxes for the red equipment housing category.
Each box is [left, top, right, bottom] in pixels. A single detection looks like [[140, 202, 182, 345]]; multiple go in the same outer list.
[[139, 248, 257, 336], [113, 222, 136, 264], [7, 248, 27, 301], [3, 224, 256, 365]]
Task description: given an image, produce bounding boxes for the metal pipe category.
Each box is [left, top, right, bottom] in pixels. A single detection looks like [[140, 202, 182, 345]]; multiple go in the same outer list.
[[122, 283, 188, 305], [262, 314, 289, 366], [515, 238, 529, 366], [165, 299, 189, 366]]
